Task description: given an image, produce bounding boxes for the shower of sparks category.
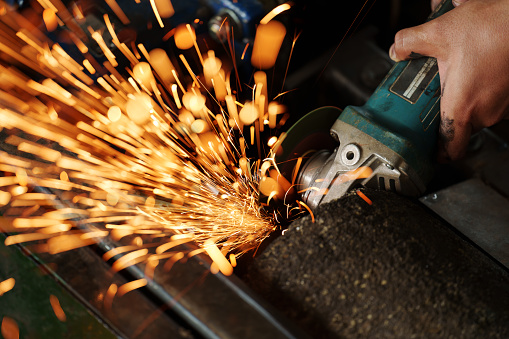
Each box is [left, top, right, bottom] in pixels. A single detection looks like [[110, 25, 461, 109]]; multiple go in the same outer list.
[[0, 0, 299, 281]]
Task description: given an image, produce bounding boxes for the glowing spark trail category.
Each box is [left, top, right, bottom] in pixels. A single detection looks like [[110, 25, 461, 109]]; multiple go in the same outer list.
[[0, 0, 303, 283]]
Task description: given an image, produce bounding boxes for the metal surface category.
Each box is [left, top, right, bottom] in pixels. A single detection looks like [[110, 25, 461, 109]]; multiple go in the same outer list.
[[245, 189, 509, 338], [3, 222, 309, 339], [0, 178, 309, 339], [421, 178, 509, 268], [0, 235, 119, 338]]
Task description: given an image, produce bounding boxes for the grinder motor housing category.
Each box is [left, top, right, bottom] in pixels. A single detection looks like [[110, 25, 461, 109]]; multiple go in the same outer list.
[[288, 0, 455, 210]]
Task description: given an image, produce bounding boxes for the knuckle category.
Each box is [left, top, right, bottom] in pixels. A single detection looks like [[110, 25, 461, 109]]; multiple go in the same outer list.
[[393, 30, 406, 53]]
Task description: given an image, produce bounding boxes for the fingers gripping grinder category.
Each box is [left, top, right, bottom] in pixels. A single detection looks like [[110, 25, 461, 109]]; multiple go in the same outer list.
[[277, 0, 454, 211]]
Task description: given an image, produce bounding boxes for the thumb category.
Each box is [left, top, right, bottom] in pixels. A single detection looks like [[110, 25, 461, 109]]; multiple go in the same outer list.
[[389, 22, 441, 62]]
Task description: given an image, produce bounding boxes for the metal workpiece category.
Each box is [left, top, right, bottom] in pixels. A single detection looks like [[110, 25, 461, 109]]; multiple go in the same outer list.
[[3, 228, 309, 339], [421, 178, 509, 268], [243, 189, 509, 338], [0, 236, 120, 339], [297, 120, 425, 211]]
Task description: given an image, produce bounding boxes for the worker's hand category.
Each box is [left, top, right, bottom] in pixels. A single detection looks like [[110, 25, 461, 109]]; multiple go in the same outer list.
[[389, 0, 509, 161]]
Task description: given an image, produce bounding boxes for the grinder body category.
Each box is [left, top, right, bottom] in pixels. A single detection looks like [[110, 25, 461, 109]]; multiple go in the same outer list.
[[287, 0, 454, 210]]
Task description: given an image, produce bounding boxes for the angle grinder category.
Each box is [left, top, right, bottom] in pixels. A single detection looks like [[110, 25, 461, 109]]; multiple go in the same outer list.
[[276, 0, 454, 211]]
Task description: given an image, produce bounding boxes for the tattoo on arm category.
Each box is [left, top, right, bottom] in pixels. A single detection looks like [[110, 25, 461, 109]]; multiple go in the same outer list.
[[439, 116, 455, 142], [439, 116, 455, 161]]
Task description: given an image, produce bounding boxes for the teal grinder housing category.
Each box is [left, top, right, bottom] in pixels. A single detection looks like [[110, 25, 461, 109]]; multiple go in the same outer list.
[[287, 0, 455, 210]]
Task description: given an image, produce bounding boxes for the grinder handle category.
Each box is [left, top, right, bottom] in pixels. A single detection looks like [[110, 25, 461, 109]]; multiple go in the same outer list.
[[335, 0, 454, 183]]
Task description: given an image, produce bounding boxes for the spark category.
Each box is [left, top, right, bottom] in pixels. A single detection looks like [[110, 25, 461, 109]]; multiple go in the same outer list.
[[204, 239, 233, 276], [297, 200, 314, 223], [105, 0, 131, 25], [241, 43, 250, 60], [150, 0, 165, 28], [251, 20, 286, 70], [49, 295, 67, 322], [0, 0, 313, 302], [117, 279, 148, 297], [229, 253, 237, 267], [0, 278, 15, 296], [104, 284, 118, 312], [1, 317, 19, 339], [267, 136, 278, 147], [356, 190, 373, 205], [260, 2, 293, 25], [42, 9, 58, 32], [333, 166, 373, 184], [281, 29, 302, 94]]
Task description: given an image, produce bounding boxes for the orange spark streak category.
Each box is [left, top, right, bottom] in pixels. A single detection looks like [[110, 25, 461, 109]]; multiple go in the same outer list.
[[179, 54, 200, 88], [281, 29, 302, 94], [105, 0, 130, 24], [0, 278, 15, 296], [1, 317, 19, 339], [103, 245, 140, 261], [187, 24, 203, 65], [50, 295, 67, 322], [297, 200, 315, 223], [5, 233, 55, 245], [334, 166, 373, 184], [103, 14, 120, 45], [204, 239, 233, 276], [104, 284, 118, 311], [112, 248, 149, 272], [356, 190, 372, 205], [149, 0, 165, 28], [117, 279, 148, 297], [241, 43, 249, 60], [163, 252, 185, 271], [47, 234, 100, 254], [229, 253, 237, 267], [260, 2, 292, 25], [162, 28, 176, 41], [155, 238, 192, 254], [291, 156, 303, 186], [297, 186, 321, 194]]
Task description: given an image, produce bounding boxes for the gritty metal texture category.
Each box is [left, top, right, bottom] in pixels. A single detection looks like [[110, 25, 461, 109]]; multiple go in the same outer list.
[[242, 189, 509, 338]]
